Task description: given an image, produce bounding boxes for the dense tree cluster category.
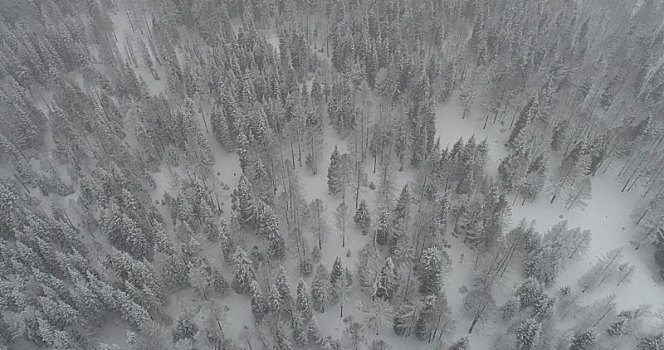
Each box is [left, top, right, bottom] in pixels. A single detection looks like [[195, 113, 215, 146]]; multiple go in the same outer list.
[[0, 0, 661, 349]]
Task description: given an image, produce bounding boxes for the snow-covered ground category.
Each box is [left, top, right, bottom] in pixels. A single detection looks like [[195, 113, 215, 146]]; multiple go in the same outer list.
[[98, 6, 664, 348], [436, 96, 664, 346]]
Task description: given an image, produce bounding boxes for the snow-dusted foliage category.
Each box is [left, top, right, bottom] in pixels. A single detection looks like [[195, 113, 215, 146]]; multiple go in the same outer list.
[[1, 0, 663, 349]]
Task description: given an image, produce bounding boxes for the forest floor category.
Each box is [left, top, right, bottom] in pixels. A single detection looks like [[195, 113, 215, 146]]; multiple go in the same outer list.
[[95, 6, 664, 348], [436, 97, 664, 347]]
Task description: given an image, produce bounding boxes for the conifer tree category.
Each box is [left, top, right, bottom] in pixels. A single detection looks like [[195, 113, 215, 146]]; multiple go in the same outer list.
[[268, 229, 286, 260], [233, 174, 260, 227], [550, 142, 591, 204], [394, 185, 411, 224], [525, 239, 563, 287], [330, 258, 352, 317], [418, 247, 447, 295], [343, 321, 365, 350], [211, 105, 234, 152], [188, 262, 214, 298], [516, 278, 546, 310], [231, 248, 256, 295], [249, 280, 267, 323], [311, 264, 331, 313], [551, 121, 568, 153], [327, 146, 343, 195], [308, 316, 323, 344], [258, 205, 279, 238], [509, 95, 539, 149], [375, 258, 397, 301], [354, 199, 371, 234], [296, 279, 313, 321], [514, 318, 542, 350], [375, 208, 391, 246], [391, 185, 411, 245], [330, 257, 344, 288], [275, 322, 294, 350], [275, 265, 292, 304], [414, 295, 437, 341]]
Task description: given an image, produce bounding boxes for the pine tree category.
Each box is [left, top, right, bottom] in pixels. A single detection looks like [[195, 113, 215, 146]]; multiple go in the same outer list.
[[514, 318, 542, 350], [363, 299, 394, 336], [37, 318, 81, 350], [293, 314, 309, 345], [394, 185, 411, 223], [101, 202, 151, 259], [328, 146, 343, 195], [311, 264, 330, 313], [498, 152, 528, 193], [551, 121, 568, 153], [330, 257, 344, 287], [607, 309, 643, 337], [213, 269, 229, 295], [266, 283, 283, 313], [258, 205, 279, 238], [516, 278, 546, 310], [296, 279, 313, 321], [475, 186, 510, 251], [391, 185, 411, 245], [418, 247, 447, 295], [519, 154, 548, 203], [211, 105, 234, 152], [275, 265, 292, 304], [0, 183, 18, 239], [343, 321, 365, 350], [258, 206, 286, 259], [509, 95, 538, 148], [268, 229, 286, 260], [233, 174, 260, 227], [526, 240, 563, 287], [414, 295, 436, 340], [39, 295, 80, 328], [354, 199, 371, 234], [219, 223, 235, 263], [308, 316, 323, 344], [231, 248, 256, 295], [375, 258, 397, 301], [250, 280, 267, 323], [499, 298, 520, 320], [375, 207, 391, 246], [275, 322, 294, 350], [188, 262, 214, 298], [434, 193, 451, 236], [393, 304, 410, 336], [550, 142, 591, 204], [70, 278, 104, 322], [455, 138, 480, 195], [565, 177, 592, 211]]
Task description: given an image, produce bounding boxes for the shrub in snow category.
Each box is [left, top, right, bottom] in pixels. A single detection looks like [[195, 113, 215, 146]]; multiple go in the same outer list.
[[638, 334, 664, 350], [449, 337, 470, 350], [569, 329, 597, 350], [172, 311, 197, 342], [300, 258, 313, 276]]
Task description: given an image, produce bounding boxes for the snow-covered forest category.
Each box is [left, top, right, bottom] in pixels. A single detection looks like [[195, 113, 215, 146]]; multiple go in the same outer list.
[[2, 0, 664, 349]]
